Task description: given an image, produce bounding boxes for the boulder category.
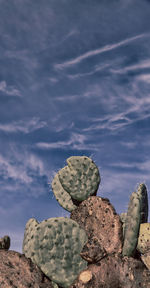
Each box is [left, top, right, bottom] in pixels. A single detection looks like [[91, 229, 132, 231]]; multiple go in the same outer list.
[[70, 196, 123, 256], [0, 250, 54, 288], [70, 254, 150, 288]]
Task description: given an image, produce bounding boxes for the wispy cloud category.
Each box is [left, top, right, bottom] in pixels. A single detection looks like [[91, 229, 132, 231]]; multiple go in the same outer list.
[[0, 81, 21, 97], [0, 117, 47, 133], [49, 77, 59, 84], [83, 112, 131, 132], [107, 159, 150, 176], [82, 80, 150, 132], [36, 132, 99, 151], [67, 63, 111, 79], [111, 59, 150, 75], [99, 167, 150, 214], [120, 141, 137, 149], [54, 33, 149, 70], [0, 152, 46, 184], [0, 154, 32, 184], [136, 73, 150, 83], [36, 132, 86, 149], [59, 29, 79, 45]]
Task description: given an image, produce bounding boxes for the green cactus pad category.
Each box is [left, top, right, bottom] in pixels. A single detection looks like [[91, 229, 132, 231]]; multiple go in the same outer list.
[[122, 183, 149, 257], [137, 223, 150, 254], [120, 212, 127, 238], [59, 156, 100, 201], [120, 213, 127, 223], [136, 183, 148, 223], [22, 218, 39, 261], [51, 281, 59, 288], [22, 217, 88, 288], [51, 156, 100, 212], [52, 174, 76, 212], [122, 192, 141, 256]]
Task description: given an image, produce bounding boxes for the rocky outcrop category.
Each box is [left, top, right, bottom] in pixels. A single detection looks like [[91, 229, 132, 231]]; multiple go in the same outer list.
[[70, 254, 150, 288], [70, 196, 123, 256], [0, 250, 54, 288]]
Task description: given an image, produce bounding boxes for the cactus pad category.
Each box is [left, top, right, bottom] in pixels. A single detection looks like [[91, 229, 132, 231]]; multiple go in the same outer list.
[[52, 174, 76, 212], [123, 184, 149, 257], [52, 156, 100, 212], [22, 217, 88, 288], [0, 235, 10, 250], [120, 212, 127, 238], [122, 192, 141, 256], [22, 218, 39, 261], [137, 183, 148, 223], [137, 223, 150, 254]]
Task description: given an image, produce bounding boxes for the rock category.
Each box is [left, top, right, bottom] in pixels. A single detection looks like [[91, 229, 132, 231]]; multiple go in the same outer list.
[[141, 251, 150, 270], [0, 235, 10, 250], [0, 250, 54, 288], [80, 236, 107, 263], [70, 254, 150, 288], [70, 196, 123, 257]]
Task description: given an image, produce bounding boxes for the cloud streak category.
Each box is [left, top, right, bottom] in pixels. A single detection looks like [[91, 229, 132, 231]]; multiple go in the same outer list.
[[54, 33, 149, 70], [36, 132, 99, 151], [0, 152, 46, 184], [0, 117, 47, 133], [111, 59, 150, 75], [0, 81, 21, 97]]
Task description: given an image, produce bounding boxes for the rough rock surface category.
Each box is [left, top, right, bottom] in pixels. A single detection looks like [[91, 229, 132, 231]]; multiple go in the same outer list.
[[70, 254, 150, 288], [80, 236, 107, 263], [0, 250, 54, 288], [70, 196, 123, 256]]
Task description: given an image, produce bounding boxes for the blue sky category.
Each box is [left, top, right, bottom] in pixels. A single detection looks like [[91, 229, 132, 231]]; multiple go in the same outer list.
[[1, 0, 150, 253]]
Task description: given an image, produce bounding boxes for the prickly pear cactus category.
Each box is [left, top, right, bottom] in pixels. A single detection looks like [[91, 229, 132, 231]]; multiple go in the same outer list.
[[52, 156, 100, 212], [51, 281, 59, 288], [122, 192, 141, 256], [137, 183, 148, 223], [0, 235, 10, 250], [122, 183, 149, 257], [52, 173, 77, 212], [22, 217, 88, 288], [137, 223, 150, 254], [22, 218, 39, 261], [120, 212, 127, 237]]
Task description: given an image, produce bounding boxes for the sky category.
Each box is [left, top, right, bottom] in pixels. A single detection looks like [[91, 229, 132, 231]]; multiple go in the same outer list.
[[1, 0, 150, 253]]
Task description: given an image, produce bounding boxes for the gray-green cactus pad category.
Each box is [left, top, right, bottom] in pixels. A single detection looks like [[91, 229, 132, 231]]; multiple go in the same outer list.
[[120, 212, 127, 238], [136, 183, 148, 223], [52, 174, 77, 212], [122, 192, 141, 256], [52, 156, 100, 212], [51, 281, 59, 288], [59, 156, 100, 201], [22, 218, 39, 260], [22, 217, 88, 288]]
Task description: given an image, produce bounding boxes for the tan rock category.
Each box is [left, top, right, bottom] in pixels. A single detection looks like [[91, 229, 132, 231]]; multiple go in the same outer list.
[[0, 250, 54, 288], [80, 236, 107, 263], [70, 196, 123, 257], [141, 251, 150, 270], [70, 254, 150, 288]]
